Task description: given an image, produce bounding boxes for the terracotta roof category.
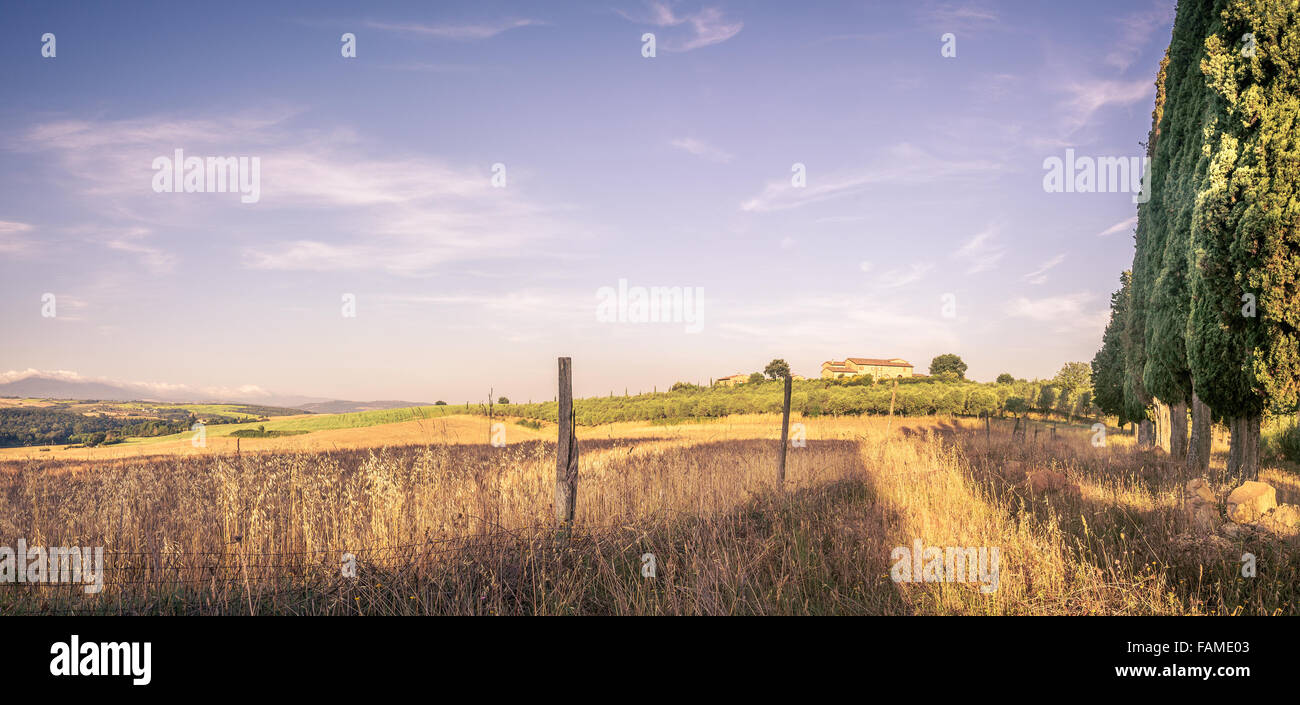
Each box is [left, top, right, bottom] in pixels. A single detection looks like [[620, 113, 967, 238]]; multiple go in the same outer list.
[[845, 357, 912, 367]]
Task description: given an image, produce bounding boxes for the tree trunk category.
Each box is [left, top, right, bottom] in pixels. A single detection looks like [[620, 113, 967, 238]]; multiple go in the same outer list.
[[1152, 398, 1171, 453], [1169, 399, 1188, 461], [1138, 418, 1154, 447], [1186, 392, 1212, 476], [1239, 414, 1261, 481], [1227, 416, 1244, 479]]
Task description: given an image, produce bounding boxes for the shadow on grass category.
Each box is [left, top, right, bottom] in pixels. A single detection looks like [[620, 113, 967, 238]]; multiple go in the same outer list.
[[949, 428, 1300, 615], [1, 438, 912, 615]]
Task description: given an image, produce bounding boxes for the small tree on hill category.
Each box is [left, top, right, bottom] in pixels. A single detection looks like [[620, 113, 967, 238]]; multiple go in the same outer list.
[[1004, 397, 1029, 417], [996, 373, 1015, 384], [1037, 386, 1057, 415], [1053, 362, 1091, 399], [764, 359, 791, 380], [929, 354, 967, 379]]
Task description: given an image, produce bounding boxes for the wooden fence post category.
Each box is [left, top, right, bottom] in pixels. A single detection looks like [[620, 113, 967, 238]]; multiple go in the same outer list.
[[555, 357, 578, 525], [985, 413, 990, 443], [886, 379, 899, 433], [777, 375, 792, 485]]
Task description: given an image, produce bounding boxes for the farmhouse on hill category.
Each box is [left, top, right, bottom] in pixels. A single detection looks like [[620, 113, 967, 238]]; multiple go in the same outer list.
[[714, 372, 807, 386], [821, 357, 914, 380]]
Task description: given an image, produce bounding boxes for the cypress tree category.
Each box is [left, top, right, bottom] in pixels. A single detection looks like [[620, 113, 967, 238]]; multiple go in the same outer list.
[[1187, 0, 1300, 479], [1093, 272, 1147, 429], [1123, 48, 1172, 447], [1144, 0, 1216, 461], [1234, 1, 1300, 420]]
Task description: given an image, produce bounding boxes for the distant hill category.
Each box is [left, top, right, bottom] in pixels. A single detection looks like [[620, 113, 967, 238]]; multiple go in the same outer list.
[[0, 374, 436, 415], [295, 400, 433, 414], [0, 374, 327, 408], [0, 376, 142, 401]]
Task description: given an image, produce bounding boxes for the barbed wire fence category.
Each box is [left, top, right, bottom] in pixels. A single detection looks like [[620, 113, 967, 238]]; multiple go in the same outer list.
[[0, 519, 656, 615]]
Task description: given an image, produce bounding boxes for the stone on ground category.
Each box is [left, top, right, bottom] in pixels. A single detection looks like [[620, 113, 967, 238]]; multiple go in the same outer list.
[[1225, 481, 1276, 524], [1182, 479, 1218, 533], [1024, 468, 1077, 494]]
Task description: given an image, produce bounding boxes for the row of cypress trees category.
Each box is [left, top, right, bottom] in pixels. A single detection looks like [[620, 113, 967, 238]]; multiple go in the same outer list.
[[1092, 0, 1299, 479]]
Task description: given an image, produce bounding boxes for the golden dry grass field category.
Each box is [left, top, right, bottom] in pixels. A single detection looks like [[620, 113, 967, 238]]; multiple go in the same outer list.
[[2, 413, 1297, 615]]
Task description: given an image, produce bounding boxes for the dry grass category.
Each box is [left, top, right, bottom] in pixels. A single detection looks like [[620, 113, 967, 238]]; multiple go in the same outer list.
[[1, 414, 1296, 615]]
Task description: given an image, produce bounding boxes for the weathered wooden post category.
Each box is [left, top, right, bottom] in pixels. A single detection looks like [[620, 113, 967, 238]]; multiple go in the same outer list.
[[555, 357, 578, 525], [985, 413, 990, 443], [886, 379, 899, 433], [777, 375, 792, 485]]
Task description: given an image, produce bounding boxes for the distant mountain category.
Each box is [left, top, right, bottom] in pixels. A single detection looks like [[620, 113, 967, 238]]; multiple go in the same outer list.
[[0, 376, 142, 401], [295, 400, 432, 414], [0, 374, 328, 408], [0, 374, 437, 414]]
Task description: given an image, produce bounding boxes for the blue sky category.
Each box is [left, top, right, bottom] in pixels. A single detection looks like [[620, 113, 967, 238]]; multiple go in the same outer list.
[[0, 0, 1175, 403]]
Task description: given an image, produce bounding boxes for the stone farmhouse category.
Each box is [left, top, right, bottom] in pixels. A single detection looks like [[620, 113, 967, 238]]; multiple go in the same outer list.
[[820, 357, 914, 380]]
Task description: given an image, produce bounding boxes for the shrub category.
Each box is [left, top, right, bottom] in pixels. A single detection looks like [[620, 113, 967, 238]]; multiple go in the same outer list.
[[1266, 420, 1300, 464]]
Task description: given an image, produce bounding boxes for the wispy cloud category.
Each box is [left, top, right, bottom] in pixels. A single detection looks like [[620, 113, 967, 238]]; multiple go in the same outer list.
[[365, 18, 540, 41], [0, 221, 34, 254], [916, 2, 1000, 32], [1004, 292, 1107, 333], [668, 137, 733, 163], [1059, 78, 1153, 133], [876, 263, 934, 289], [1096, 215, 1137, 237], [103, 227, 176, 274], [1105, 3, 1175, 71], [740, 143, 1002, 212], [382, 62, 481, 74], [954, 225, 1005, 274], [715, 292, 958, 352], [16, 112, 576, 275], [1024, 254, 1066, 285], [617, 2, 742, 51]]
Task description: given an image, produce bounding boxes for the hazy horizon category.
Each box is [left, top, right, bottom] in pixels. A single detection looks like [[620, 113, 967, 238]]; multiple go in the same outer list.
[[1, 0, 1175, 403]]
